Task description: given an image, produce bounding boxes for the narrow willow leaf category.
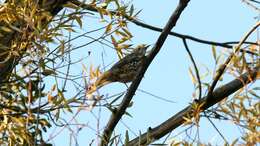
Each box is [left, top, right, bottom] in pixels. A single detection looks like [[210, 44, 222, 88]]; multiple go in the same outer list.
[[0, 26, 12, 32], [122, 28, 133, 38], [105, 23, 113, 34], [75, 16, 83, 28], [42, 69, 57, 76], [124, 130, 129, 146], [212, 45, 217, 63], [58, 40, 65, 55], [63, 2, 79, 9], [129, 4, 134, 16], [188, 67, 196, 84], [111, 35, 118, 48]]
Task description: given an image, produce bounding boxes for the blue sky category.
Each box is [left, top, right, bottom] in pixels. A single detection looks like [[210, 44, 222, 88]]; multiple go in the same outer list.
[[44, 0, 259, 145]]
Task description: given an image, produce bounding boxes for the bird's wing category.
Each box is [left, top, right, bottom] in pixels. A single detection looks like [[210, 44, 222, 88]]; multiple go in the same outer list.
[[109, 54, 140, 71], [110, 46, 147, 70]]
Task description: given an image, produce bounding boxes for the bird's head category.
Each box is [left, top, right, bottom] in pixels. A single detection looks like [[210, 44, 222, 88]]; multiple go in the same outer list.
[[133, 44, 150, 55]]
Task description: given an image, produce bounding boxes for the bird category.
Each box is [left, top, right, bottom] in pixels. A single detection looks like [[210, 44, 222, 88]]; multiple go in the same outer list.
[[94, 44, 150, 89]]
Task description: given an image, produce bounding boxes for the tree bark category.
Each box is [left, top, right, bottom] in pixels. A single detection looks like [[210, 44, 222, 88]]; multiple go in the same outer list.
[[127, 66, 259, 146]]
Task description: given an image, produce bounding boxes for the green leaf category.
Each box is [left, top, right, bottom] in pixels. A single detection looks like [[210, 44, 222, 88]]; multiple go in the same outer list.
[[0, 26, 13, 32], [58, 89, 73, 113], [58, 40, 65, 55], [124, 111, 133, 118], [212, 45, 217, 63], [39, 59, 46, 70], [105, 23, 113, 34], [42, 69, 57, 76], [248, 90, 260, 98], [63, 2, 79, 10], [110, 92, 124, 105], [55, 109, 60, 121], [75, 16, 83, 28], [124, 130, 129, 146], [129, 4, 134, 16]]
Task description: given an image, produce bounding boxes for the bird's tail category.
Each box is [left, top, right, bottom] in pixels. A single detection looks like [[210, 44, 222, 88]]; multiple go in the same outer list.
[[86, 71, 112, 95]]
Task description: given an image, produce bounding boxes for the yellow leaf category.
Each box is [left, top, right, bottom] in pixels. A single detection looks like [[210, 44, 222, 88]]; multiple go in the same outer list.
[[65, 27, 75, 32], [117, 37, 128, 44], [188, 67, 196, 84], [63, 2, 79, 9], [105, 23, 113, 34], [89, 64, 96, 80], [0, 26, 12, 32], [115, 46, 123, 59], [212, 45, 217, 62], [118, 44, 132, 50], [75, 16, 83, 28], [111, 35, 118, 48], [82, 63, 87, 73], [9, 25, 22, 33], [115, 30, 128, 38], [51, 84, 56, 91], [47, 93, 54, 103], [122, 28, 133, 38], [58, 40, 65, 55], [183, 116, 192, 125], [95, 67, 101, 77], [97, 7, 104, 19]]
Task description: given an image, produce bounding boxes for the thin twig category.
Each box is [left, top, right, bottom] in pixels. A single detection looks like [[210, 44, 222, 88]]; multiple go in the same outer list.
[[128, 18, 258, 55], [207, 21, 260, 100], [204, 112, 228, 144], [70, 0, 258, 55], [248, 0, 260, 4], [137, 89, 176, 103], [182, 39, 202, 100]]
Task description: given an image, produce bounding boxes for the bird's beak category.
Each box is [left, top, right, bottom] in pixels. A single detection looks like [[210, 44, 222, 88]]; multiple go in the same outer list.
[[145, 45, 151, 48], [144, 45, 151, 55]]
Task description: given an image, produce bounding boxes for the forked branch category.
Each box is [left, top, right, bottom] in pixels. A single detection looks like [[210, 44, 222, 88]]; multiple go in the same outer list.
[[127, 66, 259, 146], [99, 0, 191, 145]]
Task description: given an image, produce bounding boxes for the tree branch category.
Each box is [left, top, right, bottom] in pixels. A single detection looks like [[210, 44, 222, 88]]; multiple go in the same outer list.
[[99, 0, 191, 145], [127, 17, 258, 55], [207, 21, 260, 100], [182, 38, 202, 99], [128, 66, 259, 146], [71, 0, 258, 55]]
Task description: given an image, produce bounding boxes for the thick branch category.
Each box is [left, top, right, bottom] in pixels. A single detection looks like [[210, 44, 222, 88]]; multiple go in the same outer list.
[[128, 66, 259, 146], [99, 0, 191, 145]]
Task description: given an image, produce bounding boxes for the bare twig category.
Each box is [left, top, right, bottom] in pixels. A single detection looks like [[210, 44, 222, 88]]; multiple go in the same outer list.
[[71, 0, 258, 55], [128, 17, 258, 55], [242, 0, 260, 12], [248, 0, 260, 4], [204, 113, 228, 143], [207, 21, 260, 100], [182, 39, 202, 99]]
